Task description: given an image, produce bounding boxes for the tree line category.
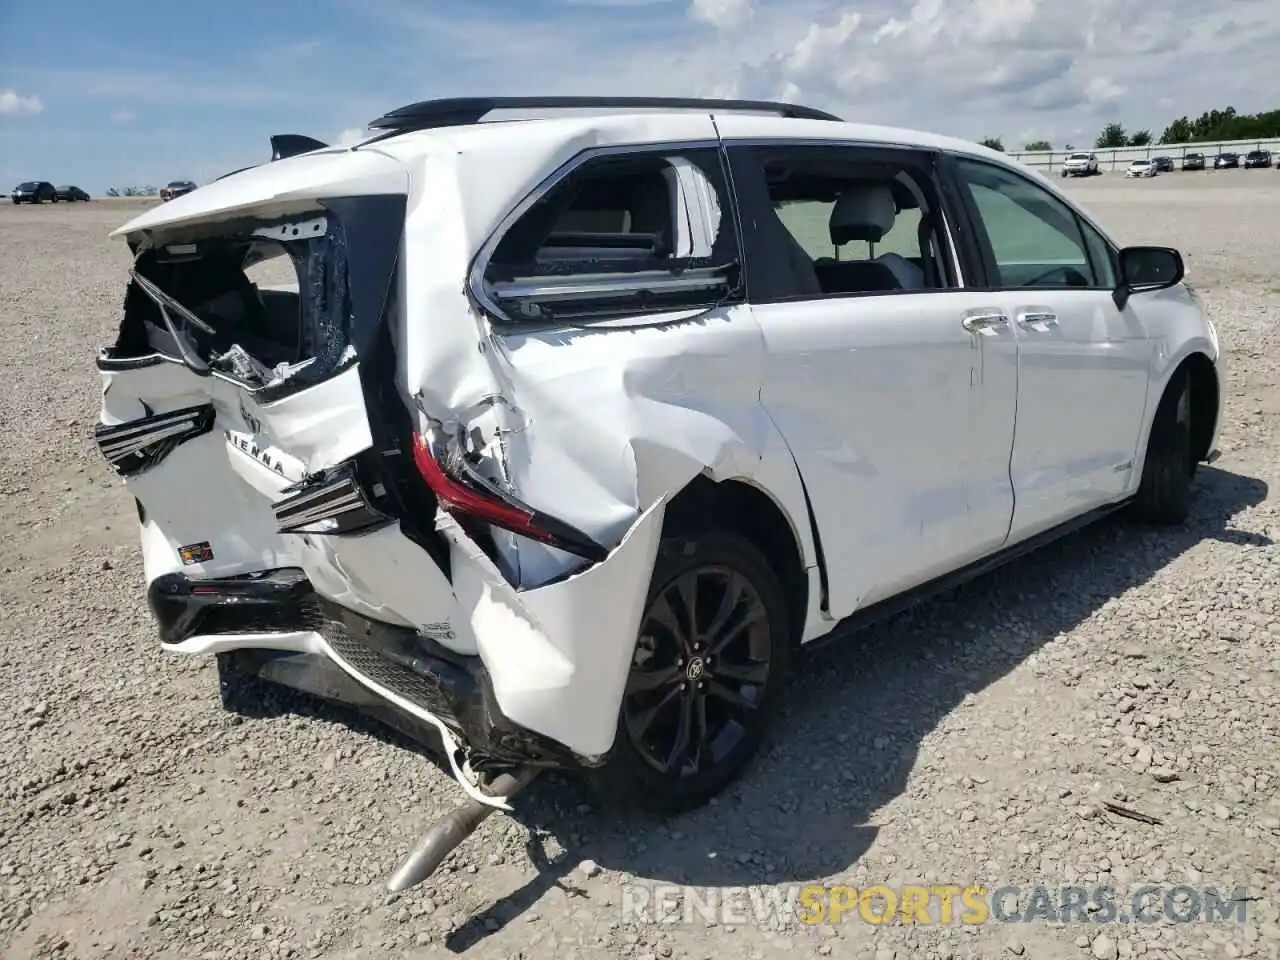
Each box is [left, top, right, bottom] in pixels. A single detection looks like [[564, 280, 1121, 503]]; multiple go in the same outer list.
[[978, 105, 1280, 153], [105, 186, 159, 197]]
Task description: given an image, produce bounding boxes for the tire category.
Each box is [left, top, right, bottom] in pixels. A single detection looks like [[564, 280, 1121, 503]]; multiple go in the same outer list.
[[589, 530, 791, 815], [1131, 369, 1194, 525]]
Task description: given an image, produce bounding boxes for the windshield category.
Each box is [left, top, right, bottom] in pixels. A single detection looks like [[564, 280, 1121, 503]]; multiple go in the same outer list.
[[17, 181, 38, 190], [1069, 154, 1089, 160]]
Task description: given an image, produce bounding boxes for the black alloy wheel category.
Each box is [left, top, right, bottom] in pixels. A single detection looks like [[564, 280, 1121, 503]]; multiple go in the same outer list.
[[594, 530, 789, 813]]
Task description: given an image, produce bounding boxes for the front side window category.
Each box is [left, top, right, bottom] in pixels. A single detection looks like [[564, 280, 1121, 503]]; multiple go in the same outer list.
[[1079, 218, 1118, 289], [480, 147, 740, 324], [954, 157, 1099, 289]]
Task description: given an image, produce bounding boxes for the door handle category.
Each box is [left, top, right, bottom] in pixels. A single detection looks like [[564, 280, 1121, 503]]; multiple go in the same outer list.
[[1016, 311, 1059, 328], [962, 312, 1009, 334]]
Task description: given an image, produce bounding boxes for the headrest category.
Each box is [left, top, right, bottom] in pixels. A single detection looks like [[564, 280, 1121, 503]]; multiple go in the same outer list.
[[829, 183, 896, 245]]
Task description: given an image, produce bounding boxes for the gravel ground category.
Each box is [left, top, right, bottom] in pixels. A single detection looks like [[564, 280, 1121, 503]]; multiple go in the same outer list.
[[1, 173, 1277, 960]]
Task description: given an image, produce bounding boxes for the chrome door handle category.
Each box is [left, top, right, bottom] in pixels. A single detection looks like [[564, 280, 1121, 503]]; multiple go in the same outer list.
[[1017, 311, 1059, 328], [962, 312, 1009, 333]]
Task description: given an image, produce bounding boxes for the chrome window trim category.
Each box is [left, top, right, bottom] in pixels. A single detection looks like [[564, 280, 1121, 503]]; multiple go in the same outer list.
[[491, 267, 731, 304]]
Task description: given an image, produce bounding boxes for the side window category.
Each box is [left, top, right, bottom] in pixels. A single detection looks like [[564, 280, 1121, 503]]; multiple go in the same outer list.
[[1078, 218, 1118, 289], [741, 145, 957, 301], [955, 157, 1098, 289], [480, 148, 739, 324]]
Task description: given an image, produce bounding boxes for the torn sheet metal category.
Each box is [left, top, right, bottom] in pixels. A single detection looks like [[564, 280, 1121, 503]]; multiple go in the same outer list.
[[440, 498, 666, 759], [390, 113, 804, 587]]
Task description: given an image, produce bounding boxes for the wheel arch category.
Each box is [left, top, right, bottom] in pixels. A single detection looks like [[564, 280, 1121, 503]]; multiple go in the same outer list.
[[1182, 351, 1220, 464], [661, 473, 814, 648], [1138, 346, 1221, 473]]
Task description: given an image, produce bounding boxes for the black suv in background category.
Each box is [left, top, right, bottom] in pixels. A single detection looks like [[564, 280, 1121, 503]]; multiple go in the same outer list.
[[1181, 153, 1206, 171], [1214, 152, 1241, 169], [55, 185, 91, 202], [1152, 156, 1174, 173], [160, 180, 198, 201], [11, 181, 57, 203], [1244, 150, 1273, 169]]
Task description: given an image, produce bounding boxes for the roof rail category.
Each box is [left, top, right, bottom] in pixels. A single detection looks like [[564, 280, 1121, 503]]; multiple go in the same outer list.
[[366, 96, 842, 134]]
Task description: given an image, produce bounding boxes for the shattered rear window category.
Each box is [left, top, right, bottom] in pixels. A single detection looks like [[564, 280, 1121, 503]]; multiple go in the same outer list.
[[121, 213, 356, 392]]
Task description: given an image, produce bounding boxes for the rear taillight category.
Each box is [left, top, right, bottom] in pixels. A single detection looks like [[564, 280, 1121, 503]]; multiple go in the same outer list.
[[410, 432, 607, 562]]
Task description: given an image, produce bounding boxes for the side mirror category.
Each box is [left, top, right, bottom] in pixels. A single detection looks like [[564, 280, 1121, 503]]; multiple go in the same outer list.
[[1113, 245, 1184, 310]]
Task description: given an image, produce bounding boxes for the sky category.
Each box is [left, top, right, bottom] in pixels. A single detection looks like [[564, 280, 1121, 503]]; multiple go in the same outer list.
[[1, 0, 1277, 194]]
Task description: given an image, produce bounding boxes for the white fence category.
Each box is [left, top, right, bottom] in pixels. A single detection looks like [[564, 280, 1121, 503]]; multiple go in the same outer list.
[[1009, 137, 1280, 172]]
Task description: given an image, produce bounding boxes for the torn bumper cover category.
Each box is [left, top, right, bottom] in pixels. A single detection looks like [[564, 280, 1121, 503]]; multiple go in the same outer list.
[[155, 498, 665, 778]]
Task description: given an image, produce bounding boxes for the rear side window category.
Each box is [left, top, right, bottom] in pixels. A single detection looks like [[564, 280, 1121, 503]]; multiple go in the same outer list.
[[480, 147, 740, 324]]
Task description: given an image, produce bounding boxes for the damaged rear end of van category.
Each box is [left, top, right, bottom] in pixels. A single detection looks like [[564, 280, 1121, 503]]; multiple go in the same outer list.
[[95, 111, 810, 889], [95, 138, 668, 814]]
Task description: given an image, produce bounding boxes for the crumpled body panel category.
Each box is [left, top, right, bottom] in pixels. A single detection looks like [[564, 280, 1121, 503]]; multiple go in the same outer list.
[[102, 114, 822, 764]]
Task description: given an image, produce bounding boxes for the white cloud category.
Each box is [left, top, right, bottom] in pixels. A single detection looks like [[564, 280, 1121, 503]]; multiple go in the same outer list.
[[0, 89, 44, 117], [336, 127, 368, 145], [690, 0, 754, 28], [346, 0, 1280, 148], [111, 107, 137, 124]]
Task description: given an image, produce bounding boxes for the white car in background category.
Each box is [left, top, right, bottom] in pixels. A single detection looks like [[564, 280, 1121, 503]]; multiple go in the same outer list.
[[1127, 159, 1158, 178], [1061, 152, 1099, 177], [94, 95, 1224, 892]]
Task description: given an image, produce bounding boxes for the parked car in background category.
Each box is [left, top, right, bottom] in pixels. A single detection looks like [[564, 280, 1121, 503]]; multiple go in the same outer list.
[[1061, 152, 1099, 177], [1151, 156, 1174, 173], [12, 180, 57, 203], [55, 185, 92, 202], [1243, 150, 1273, 169], [1126, 159, 1157, 178], [159, 180, 198, 201], [96, 94, 1224, 894], [1214, 153, 1240, 169], [1181, 153, 1206, 171]]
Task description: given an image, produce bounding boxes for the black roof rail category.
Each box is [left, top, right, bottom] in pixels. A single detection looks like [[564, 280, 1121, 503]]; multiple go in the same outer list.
[[366, 96, 842, 134]]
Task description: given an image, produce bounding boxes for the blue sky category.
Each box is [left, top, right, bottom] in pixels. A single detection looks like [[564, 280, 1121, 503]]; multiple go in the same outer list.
[[2, 0, 1276, 194]]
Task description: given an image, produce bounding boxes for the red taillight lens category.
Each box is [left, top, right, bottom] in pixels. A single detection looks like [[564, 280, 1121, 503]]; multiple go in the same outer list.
[[411, 432, 551, 541], [409, 431, 608, 562]]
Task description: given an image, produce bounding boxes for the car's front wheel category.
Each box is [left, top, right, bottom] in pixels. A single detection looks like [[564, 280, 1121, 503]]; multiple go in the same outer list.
[[591, 530, 791, 814], [1132, 369, 1194, 525]]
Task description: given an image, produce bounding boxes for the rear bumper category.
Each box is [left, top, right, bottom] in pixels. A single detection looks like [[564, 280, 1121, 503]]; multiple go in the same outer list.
[[150, 569, 587, 779]]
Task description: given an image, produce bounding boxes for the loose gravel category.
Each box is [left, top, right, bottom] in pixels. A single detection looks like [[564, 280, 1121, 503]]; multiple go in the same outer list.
[[1, 174, 1277, 960]]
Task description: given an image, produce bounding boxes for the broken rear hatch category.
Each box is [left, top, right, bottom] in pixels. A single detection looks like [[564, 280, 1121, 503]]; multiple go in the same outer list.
[[95, 147, 467, 645]]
